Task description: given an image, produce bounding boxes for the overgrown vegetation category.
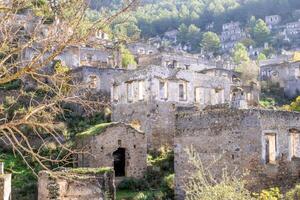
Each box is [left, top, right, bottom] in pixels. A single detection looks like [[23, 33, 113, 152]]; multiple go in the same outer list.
[[0, 148, 40, 200], [117, 146, 174, 200]]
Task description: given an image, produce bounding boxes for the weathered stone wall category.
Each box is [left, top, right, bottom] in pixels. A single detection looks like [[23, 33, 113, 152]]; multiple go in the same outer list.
[[76, 123, 147, 179], [72, 67, 125, 96], [0, 174, 11, 200], [174, 108, 300, 199], [112, 66, 233, 149], [38, 169, 115, 200], [112, 101, 180, 149]]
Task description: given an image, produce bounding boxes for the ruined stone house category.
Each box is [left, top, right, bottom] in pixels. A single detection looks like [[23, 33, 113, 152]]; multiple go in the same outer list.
[[260, 58, 300, 97], [174, 107, 300, 199], [76, 122, 147, 179], [127, 42, 159, 57], [136, 52, 217, 71], [220, 21, 247, 52], [111, 65, 257, 149]]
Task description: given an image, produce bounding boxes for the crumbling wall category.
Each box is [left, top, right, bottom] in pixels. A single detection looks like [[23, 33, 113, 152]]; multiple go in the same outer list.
[[174, 108, 300, 199], [38, 168, 115, 200], [76, 123, 147, 178]]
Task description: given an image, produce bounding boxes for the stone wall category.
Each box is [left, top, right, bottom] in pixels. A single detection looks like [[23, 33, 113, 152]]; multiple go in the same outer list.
[[174, 107, 300, 199], [0, 174, 11, 200], [76, 123, 147, 179], [38, 168, 115, 200]]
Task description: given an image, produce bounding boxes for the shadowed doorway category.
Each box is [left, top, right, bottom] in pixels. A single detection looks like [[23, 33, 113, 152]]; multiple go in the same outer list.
[[113, 148, 126, 177]]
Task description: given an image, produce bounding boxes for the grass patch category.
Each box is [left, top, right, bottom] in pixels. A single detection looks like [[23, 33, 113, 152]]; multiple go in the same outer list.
[[116, 189, 162, 200], [76, 122, 115, 138]]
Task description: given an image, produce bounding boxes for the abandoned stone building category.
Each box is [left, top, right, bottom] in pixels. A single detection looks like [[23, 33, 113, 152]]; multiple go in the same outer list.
[[38, 168, 115, 200], [220, 21, 247, 52], [76, 122, 147, 179], [127, 42, 159, 57], [71, 66, 125, 98], [265, 15, 282, 29], [111, 65, 258, 148], [136, 52, 217, 71], [174, 107, 300, 199], [260, 57, 300, 97]]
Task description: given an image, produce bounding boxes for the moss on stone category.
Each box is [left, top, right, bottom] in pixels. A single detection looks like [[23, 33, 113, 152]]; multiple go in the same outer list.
[[70, 167, 113, 175], [76, 122, 115, 138]]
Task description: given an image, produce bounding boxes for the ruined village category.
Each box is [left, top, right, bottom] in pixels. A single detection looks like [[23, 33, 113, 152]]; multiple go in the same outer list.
[[1, 0, 300, 200]]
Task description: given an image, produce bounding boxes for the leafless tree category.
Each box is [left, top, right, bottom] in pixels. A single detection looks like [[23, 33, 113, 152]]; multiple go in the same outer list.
[[0, 0, 138, 173]]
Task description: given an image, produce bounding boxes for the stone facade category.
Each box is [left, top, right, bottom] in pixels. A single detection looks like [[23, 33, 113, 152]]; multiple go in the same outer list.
[[265, 15, 282, 29], [221, 22, 247, 52], [260, 59, 300, 97], [71, 67, 125, 98], [174, 107, 300, 199], [127, 42, 159, 56], [137, 52, 217, 71], [111, 65, 258, 149], [38, 168, 115, 200], [76, 123, 147, 179]]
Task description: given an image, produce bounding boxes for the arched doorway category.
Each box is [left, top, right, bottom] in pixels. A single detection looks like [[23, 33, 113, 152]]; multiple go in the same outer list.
[[113, 148, 126, 177]]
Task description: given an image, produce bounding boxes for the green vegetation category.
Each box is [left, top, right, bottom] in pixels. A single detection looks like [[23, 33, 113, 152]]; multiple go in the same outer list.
[[233, 43, 250, 64], [184, 147, 254, 200], [0, 79, 22, 91], [201, 32, 221, 54], [116, 189, 163, 200], [283, 96, 300, 112], [253, 187, 282, 200], [117, 146, 174, 200], [76, 122, 115, 138], [286, 184, 300, 200], [121, 45, 137, 68], [70, 167, 113, 175], [250, 19, 271, 46], [0, 148, 40, 200]]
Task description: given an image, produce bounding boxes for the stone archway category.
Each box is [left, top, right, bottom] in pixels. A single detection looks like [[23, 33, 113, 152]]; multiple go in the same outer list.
[[113, 148, 126, 177]]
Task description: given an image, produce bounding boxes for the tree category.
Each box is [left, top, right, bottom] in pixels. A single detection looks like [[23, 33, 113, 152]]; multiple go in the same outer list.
[[251, 19, 271, 46], [284, 96, 300, 112], [257, 53, 267, 61], [0, 0, 137, 172], [236, 61, 259, 85], [120, 45, 136, 68], [232, 43, 250, 64], [201, 32, 220, 53]]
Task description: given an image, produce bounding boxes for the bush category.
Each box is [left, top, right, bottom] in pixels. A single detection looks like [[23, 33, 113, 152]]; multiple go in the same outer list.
[[286, 184, 300, 200], [184, 147, 254, 200], [254, 187, 282, 200], [0, 79, 22, 90], [118, 178, 149, 191]]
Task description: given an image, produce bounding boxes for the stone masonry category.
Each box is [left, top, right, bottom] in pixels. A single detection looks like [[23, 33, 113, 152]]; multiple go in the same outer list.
[[174, 107, 300, 199], [38, 168, 115, 200], [76, 122, 147, 179]]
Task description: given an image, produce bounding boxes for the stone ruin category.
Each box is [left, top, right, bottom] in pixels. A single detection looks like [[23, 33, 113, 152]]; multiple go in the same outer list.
[[38, 168, 115, 200]]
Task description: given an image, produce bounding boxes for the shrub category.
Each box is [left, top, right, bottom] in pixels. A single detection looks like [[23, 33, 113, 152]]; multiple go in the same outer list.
[[184, 147, 254, 200], [118, 178, 149, 191], [286, 184, 300, 200], [254, 187, 282, 200]]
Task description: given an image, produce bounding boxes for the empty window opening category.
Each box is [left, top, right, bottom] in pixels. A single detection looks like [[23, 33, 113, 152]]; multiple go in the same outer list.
[[159, 81, 168, 100], [113, 85, 119, 101], [264, 133, 277, 164], [179, 82, 187, 101], [127, 82, 133, 102], [138, 81, 145, 101], [113, 148, 126, 177], [290, 130, 300, 159], [194, 87, 205, 105], [88, 75, 97, 89]]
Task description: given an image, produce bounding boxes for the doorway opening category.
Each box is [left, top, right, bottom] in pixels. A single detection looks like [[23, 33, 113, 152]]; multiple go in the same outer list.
[[113, 148, 126, 177]]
